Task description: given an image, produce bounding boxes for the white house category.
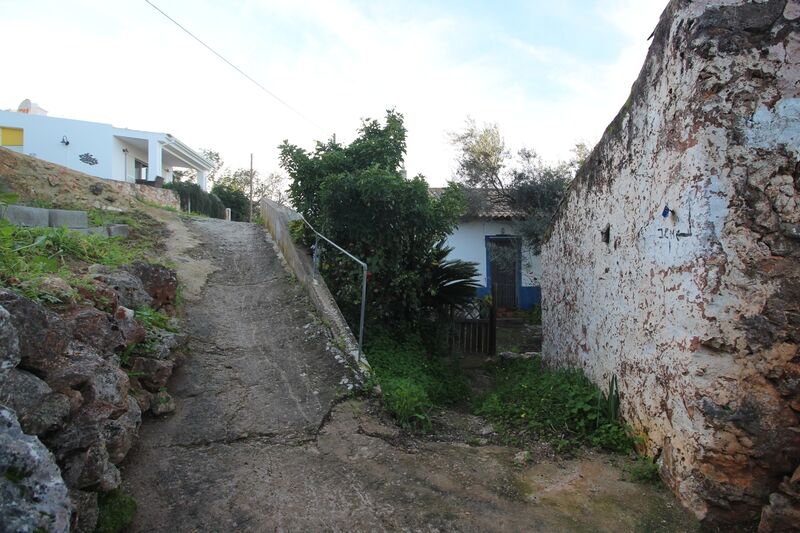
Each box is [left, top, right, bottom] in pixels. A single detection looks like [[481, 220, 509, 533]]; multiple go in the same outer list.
[[0, 100, 213, 190], [433, 188, 542, 310]]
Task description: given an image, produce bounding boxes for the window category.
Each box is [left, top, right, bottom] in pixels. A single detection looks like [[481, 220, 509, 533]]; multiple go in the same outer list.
[[0, 127, 23, 147]]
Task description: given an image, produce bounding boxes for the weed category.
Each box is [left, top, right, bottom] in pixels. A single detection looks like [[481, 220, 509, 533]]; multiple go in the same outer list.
[[135, 306, 174, 332], [477, 357, 633, 453], [366, 330, 469, 429], [95, 489, 137, 533], [624, 456, 661, 484], [0, 221, 143, 302]]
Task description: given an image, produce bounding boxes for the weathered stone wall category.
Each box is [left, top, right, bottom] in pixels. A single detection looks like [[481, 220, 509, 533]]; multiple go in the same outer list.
[[541, 0, 799, 527]]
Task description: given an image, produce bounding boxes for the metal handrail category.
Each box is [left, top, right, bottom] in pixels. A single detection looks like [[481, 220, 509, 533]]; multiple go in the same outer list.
[[298, 214, 368, 361]]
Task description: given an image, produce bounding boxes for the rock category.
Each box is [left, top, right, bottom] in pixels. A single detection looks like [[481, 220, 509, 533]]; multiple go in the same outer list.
[[37, 275, 75, 303], [513, 450, 531, 466], [48, 344, 129, 420], [123, 261, 178, 313], [759, 491, 800, 533], [478, 424, 495, 436], [129, 381, 152, 413], [114, 306, 146, 347], [63, 306, 125, 356], [143, 327, 186, 360], [0, 407, 71, 533], [69, 489, 99, 533], [89, 266, 153, 310], [77, 278, 119, 313], [151, 390, 176, 416], [102, 396, 141, 464], [0, 289, 71, 376], [130, 357, 174, 392], [0, 305, 20, 372], [0, 368, 71, 436], [60, 441, 121, 491], [89, 183, 104, 196]]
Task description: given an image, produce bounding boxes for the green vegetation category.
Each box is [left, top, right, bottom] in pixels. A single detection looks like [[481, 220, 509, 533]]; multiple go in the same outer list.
[[281, 111, 479, 428], [478, 357, 633, 453], [163, 181, 225, 218], [95, 489, 137, 533], [211, 183, 248, 221], [366, 331, 469, 428], [134, 306, 175, 332], [0, 220, 142, 302], [624, 456, 661, 484], [280, 109, 478, 327]]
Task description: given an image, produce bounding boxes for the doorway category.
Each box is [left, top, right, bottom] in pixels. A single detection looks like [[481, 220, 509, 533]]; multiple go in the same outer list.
[[487, 236, 520, 310]]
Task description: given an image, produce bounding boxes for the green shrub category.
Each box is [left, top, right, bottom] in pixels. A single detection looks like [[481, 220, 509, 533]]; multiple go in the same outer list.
[[624, 456, 661, 484], [381, 377, 432, 428], [478, 357, 633, 453], [164, 181, 224, 218], [95, 489, 137, 533], [366, 330, 468, 427], [211, 184, 248, 221]]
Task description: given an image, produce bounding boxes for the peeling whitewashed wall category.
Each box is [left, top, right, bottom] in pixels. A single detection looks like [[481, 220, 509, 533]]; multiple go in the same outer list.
[[541, 0, 799, 528]]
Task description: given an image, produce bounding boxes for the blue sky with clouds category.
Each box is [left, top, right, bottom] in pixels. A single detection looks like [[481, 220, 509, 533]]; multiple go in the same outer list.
[[0, 0, 667, 184]]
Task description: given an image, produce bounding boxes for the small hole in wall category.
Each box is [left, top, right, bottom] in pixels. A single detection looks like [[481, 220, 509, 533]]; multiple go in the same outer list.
[[601, 224, 611, 245]]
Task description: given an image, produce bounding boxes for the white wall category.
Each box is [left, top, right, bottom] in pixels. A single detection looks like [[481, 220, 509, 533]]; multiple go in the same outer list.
[[0, 110, 114, 180], [443, 219, 540, 288], [111, 137, 148, 183]]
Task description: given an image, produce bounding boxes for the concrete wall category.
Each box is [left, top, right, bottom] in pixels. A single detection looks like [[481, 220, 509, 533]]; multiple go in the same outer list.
[[541, 0, 799, 527], [259, 198, 369, 378], [444, 219, 542, 307]]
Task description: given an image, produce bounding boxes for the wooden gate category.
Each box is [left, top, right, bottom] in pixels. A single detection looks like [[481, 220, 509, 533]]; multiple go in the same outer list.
[[450, 289, 497, 356]]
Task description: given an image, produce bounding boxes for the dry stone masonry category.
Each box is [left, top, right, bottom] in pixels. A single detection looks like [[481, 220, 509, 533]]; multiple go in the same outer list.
[[542, 0, 799, 529], [0, 262, 183, 531]]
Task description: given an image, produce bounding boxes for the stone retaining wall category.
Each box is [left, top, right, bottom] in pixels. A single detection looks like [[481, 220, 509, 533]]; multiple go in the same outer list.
[[541, 0, 799, 528]]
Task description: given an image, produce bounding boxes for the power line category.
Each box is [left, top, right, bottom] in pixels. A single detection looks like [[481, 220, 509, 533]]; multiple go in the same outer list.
[[143, 0, 325, 132]]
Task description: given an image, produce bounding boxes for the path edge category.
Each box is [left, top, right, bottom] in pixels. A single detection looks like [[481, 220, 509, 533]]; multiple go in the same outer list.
[[260, 198, 371, 379]]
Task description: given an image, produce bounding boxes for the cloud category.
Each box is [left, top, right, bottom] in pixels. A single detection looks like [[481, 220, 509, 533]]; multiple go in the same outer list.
[[0, 0, 669, 186]]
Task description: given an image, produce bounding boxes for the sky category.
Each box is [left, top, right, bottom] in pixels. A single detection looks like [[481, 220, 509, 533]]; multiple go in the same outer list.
[[0, 0, 668, 185]]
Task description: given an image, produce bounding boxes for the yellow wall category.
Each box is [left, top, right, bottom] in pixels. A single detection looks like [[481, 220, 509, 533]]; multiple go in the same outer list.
[[1, 127, 24, 146]]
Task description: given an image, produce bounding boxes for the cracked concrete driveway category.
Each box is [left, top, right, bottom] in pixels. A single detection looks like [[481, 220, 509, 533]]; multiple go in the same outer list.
[[122, 218, 699, 532]]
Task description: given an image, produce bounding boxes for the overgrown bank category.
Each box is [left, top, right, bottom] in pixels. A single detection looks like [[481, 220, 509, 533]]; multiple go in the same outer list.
[[0, 200, 186, 531]]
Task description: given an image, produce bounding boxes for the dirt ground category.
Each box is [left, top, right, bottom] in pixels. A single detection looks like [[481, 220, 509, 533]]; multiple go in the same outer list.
[[122, 216, 699, 532]]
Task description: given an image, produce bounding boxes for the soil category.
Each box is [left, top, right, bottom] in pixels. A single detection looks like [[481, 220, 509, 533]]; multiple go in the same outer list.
[[122, 217, 700, 532]]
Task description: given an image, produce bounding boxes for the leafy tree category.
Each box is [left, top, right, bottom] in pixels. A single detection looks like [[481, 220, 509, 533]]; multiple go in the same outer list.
[[450, 118, 588, 253], [210, 183, 248, 221], [280, 110, 476, 326]]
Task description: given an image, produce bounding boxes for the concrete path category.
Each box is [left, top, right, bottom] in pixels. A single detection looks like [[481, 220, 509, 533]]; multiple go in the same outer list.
[[123, 218, 698, 532]]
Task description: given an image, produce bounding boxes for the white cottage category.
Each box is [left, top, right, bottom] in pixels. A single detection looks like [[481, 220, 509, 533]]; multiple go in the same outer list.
[[433, 188, 542, 310], [0, 100, 213, 190]]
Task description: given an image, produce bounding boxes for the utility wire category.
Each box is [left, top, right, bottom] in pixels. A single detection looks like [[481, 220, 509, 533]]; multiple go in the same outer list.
[[143, 0, 325, 132]]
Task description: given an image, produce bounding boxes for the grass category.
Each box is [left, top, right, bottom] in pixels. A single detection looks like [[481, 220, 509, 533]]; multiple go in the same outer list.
[[366, 330, 469, 429], [95, 489, 137, 533], [624, 456, 661, 484], [477, 357, 634, 453], [0, 220, 143, 303], [135, 306, 175, 332]]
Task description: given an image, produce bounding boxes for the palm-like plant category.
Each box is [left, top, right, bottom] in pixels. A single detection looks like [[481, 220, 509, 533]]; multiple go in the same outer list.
[[423, 241, 480, 310]]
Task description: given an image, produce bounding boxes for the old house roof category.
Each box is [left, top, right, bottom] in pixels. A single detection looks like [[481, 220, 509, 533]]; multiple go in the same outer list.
[[429, 187, 525, 220]]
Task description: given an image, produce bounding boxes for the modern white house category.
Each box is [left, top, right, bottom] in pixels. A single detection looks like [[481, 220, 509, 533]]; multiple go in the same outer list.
[[0, 100, 213, 190], [433, 188, 542, 310]]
